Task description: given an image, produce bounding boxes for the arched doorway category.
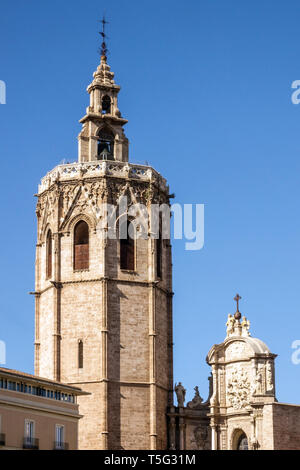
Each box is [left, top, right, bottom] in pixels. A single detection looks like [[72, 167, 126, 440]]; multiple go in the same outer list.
[[237, 433, 248, 450], [232, 429, 249, 450]]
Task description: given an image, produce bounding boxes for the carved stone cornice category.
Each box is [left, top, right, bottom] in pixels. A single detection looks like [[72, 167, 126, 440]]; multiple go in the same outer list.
[[38, 161, 168, 196]]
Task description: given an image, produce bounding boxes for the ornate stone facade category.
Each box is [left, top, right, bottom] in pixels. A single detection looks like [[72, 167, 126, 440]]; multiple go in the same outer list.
[[170, 297, 300, 450], [206, 299, 300, 450]]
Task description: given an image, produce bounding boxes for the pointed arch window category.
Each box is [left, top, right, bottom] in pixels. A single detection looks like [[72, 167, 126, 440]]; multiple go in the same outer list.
[[78, 340, 83, 369], [74, 221, 89, 271], [46, 230, 52, 279], [120, 220, 135, 271], [97, 127, 114, 160]]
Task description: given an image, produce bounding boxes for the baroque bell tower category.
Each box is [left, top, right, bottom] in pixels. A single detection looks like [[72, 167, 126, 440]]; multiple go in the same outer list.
[[34, 23, 173, 450]]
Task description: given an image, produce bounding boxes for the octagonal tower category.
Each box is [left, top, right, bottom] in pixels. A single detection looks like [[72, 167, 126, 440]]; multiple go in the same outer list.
[[34, 51, 173, 450]]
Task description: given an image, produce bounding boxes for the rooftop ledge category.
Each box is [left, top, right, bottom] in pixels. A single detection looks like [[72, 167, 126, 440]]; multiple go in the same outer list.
[[38, 160, 168, 195]]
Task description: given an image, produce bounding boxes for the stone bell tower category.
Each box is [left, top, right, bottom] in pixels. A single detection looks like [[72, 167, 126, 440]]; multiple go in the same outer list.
[[34, 29, 173, 450], [78, 50, 129, 163]]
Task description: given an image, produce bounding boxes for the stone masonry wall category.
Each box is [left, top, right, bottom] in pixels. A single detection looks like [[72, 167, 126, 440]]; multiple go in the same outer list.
[[35, 164, 173, 450], [272, 403, 300, 450]]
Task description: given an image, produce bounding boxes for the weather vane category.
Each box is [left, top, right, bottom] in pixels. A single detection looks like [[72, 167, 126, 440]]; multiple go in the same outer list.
[[99, 16, 109, 58]]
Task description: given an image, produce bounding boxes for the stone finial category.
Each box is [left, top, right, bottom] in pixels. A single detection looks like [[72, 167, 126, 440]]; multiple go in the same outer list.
[[90, 56, 117, 88], [225, 295, 251, 337]]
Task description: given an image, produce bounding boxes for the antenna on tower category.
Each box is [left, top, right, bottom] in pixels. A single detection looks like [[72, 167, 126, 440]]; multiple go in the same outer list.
[[98, 15, 109, 59]]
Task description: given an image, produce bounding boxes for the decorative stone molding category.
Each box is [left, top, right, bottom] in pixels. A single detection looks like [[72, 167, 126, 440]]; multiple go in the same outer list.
[[226, 367, 250, 410], [191, 424, 210, 450], [38, 161, 168, 194], [266, 361, 274, 392]]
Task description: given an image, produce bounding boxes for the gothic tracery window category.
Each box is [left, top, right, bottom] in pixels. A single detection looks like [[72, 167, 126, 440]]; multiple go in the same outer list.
[[46, 230, 52, 279], [74, 221, 89, 271]]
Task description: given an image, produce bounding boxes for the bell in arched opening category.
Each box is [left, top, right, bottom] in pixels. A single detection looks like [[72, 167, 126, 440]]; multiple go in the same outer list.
[[97, 127, 115, 160]]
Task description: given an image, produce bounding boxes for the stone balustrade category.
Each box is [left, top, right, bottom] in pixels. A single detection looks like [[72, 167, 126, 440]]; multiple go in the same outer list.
[[38, 160, 168, 194]]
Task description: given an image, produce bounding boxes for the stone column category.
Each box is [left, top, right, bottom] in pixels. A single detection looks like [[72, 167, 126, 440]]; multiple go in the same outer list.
[[34, 238, 42, 375], [148, 201, 157, 450], [95, 89, 101, 113], [52, 186, 62, 382], [101, 222, 109, 449], [167, 292, 174, 406], [179, 407, 185, 450], [168, 406, 176, 450], [90, 89, 95, 111], [149, 279, 157, 450], [210, 364, 219, 407], [101, 276, 109, 449], [250, 415, 256, 450], [211, 424, 217, 450], [251, 358, 257, 395], [220, 425, 227, 450], [53, 231, 62, 382], [88, 122, 95, 162], [34, 292, 41, 376]]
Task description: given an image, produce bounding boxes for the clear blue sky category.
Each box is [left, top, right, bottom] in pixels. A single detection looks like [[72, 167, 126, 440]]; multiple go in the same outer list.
[[1, 0, 300, 404]]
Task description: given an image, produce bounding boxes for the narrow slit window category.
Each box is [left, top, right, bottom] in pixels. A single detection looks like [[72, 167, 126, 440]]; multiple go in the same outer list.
[[78, 340, 83, 369], [120, 220, 135, 271], [46, 230, 52, 279], [74, 221, 89, 270]]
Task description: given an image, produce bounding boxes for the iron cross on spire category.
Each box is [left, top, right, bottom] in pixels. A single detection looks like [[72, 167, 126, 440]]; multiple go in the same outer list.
[[233, 294, 242, 320], [99, 16, 109, 58], [234, 294, 241, 312], [233, 294, 242, 312]]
